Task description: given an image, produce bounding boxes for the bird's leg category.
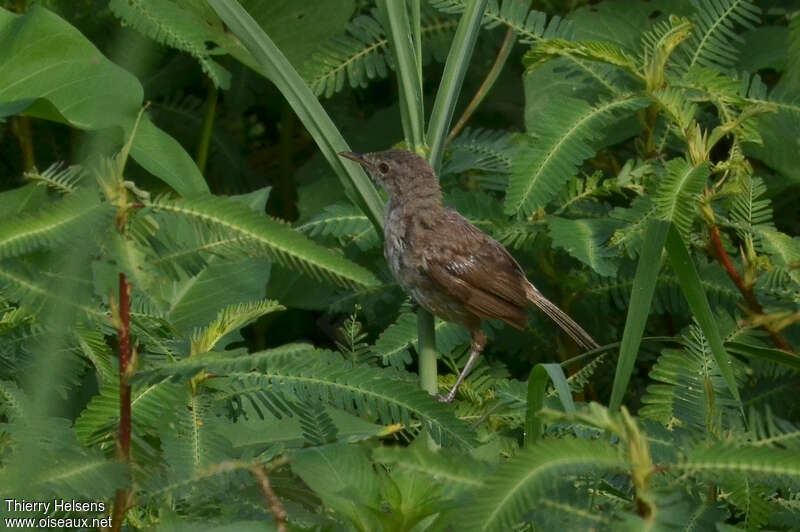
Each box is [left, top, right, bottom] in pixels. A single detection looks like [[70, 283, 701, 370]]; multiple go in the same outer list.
[[436, 329, 487, 403]]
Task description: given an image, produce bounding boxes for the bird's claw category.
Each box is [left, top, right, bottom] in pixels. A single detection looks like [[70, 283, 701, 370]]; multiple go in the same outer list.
[[429, 391, 455, 403]]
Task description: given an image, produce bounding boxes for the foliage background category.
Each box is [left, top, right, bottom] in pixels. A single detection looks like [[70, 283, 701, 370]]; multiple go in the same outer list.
[[0, 0, 799, 530]]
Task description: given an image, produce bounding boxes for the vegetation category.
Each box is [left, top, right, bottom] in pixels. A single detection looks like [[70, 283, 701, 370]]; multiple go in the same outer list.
[[0, 0, 799, 530]]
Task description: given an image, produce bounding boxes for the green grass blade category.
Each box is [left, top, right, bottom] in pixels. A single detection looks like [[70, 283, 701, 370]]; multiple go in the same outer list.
[[206, 0, 384, 231], [665, 225, 741, 403], [379, 0, 426, 149], [726, 341, 800, 371], [525, 363, 574, 446], [609, 219, 669, 411], [426, 0, 488, 170]]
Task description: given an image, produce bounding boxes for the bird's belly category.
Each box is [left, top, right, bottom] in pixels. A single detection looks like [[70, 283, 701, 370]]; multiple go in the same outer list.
[[385, 240, 472, 325]]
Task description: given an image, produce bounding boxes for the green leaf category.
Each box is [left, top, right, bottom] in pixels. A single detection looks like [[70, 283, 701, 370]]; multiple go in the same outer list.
[[291, 444, 383, 530], [147, 194, 380, 290], [243, 0, 356, 70], [683, 0, 761, 71], [664, 225, 740, 403], [506, 94, 648, 216], [653, 158, 709, 239], [0, 189, 112, 260], [609, 219, 669, 411], [218, 359, 477, 449], [726, 341, 800, 371], [190, 299, 284, 354], [525, 363, 574, 445], [0, 5, 208, 196], [680, 443, 800, 481], [461, 439, 624, 531], [206, 0, 385, 230], [547, 216, 619, 276], [165, 258, 272, 335], [379, 0, 426, 149], [109, 0, 231, 89], [301, 7, 457, 98], [524, 38, 639, 76], [426, 0, 488, 169], [373, 444, 488, 493]]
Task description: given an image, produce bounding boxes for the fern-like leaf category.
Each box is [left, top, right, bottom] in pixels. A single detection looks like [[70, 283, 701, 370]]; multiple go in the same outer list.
[[296, 203, 379, 251], [431, 0, 572, 43], [190, 299, 284, 355], [505, 94, 649, 216], [0, 189, 112, 260], [460, 438, 624, 531], [727, 175, 774, 251], [24, 162, 83, 194], [653, 158, 709, 239], [302, 6, 457, 97], [161, 392, 233, 478], [547, 216, 619, 276], [640, 321, 742, 431], [146, 195, 380, 289], [524, 39, 640, 77], [109, 0, 231, 88], [443, 128, 516, 176], [681, 443, 800, 484], [205, 355, 477, 449], [682, 0, 761, 71]]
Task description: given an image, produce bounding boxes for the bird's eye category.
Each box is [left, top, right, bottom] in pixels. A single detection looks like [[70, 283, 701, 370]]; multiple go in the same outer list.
[[378, 163, 390, 174]]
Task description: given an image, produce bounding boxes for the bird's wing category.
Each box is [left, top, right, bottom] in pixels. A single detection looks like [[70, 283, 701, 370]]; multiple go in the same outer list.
[[422, 209, 529, 329]]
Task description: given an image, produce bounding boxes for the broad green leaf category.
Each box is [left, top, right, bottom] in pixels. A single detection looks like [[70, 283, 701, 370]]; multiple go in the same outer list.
[[0, 5, 208, 196]]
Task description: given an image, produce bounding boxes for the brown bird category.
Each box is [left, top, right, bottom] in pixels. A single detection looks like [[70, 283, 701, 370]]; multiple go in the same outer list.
[[339, 149, 598, 402]]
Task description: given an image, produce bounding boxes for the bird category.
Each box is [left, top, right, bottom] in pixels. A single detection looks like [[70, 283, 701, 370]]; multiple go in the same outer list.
[[339, 149, 599, 402]]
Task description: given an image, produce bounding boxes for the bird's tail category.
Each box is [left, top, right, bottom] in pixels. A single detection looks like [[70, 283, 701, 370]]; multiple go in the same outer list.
[[526, 283, 599, 350]]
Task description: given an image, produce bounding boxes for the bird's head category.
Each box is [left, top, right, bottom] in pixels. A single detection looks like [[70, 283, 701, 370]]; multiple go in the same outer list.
[[338, 149, 440, 202]]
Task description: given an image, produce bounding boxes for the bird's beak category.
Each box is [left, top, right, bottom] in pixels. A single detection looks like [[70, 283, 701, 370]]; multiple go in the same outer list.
[[338, 151, 368, 166]]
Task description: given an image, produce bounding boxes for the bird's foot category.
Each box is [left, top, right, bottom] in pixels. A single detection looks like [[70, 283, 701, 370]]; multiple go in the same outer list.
[[430, 390, 455, 403]]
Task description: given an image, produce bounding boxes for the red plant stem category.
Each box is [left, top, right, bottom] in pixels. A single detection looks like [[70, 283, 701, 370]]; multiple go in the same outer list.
[[708, 225, 794, 352], [251, 465, 288, 532], [118, 272, 132, 459], [110, 273, 132, 532]]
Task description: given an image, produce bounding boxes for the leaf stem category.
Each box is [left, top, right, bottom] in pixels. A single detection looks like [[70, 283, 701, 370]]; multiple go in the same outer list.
[[251, 464, 288, 532], [446, 26, 515, 145], [708, 224, 794, 352], [195, 81, 218, 174]]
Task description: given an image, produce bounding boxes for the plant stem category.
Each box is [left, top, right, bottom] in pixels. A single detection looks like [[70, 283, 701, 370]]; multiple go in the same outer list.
[[10, 116, 35, 171], [195, 81, 218, 174], [251, 464, 288, 532], [426, 0, 489, 170], [381, 0, 426, 150], [110, 273, 132, 532], [418, 310, 438, 394], [446, 26, 515, 145], [410, 0, 423, 100], [418, 308, 438, 448], [708, 224, 795, 352]]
